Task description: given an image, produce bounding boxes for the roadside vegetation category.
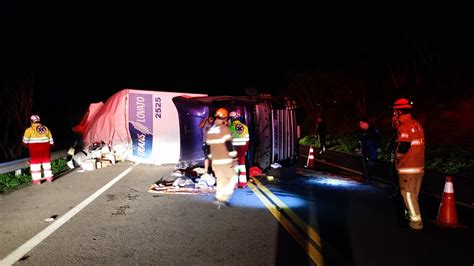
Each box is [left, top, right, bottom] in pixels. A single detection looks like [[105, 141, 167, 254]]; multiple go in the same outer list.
[[0, 158, 70, 193], [299, 134, 474, 178]]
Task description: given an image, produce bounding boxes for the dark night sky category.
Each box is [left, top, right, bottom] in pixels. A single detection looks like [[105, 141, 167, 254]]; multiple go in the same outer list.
[[1, 2, 473, 126]]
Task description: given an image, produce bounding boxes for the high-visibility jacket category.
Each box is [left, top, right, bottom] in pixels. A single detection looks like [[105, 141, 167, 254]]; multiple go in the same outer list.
[[23, 123, 54, 145], [23, 123, 54, 163], [395, 114, 425, 174], [230, 120, 249, 146], [206, 124, 237, 165]]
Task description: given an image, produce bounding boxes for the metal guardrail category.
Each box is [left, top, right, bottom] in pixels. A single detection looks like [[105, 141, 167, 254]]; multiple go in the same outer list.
[[0, 149, 69, 175]]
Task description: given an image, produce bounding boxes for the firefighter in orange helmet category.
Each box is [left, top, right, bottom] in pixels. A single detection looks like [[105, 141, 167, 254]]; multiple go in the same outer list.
[[206, 108, 238, 203], [22, 115, 55, 184], [392, 98, 425, 230]]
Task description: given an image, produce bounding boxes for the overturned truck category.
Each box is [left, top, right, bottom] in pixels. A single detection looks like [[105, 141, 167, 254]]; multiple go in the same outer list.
[[173, 94, 298, 171], [73, 89, 298, 172]]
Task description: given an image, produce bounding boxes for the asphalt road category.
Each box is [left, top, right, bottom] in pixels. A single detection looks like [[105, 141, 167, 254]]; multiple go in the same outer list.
[[0, 163, 310, 266], [299, 146, 474, 225], [0, 153, 473, 266]]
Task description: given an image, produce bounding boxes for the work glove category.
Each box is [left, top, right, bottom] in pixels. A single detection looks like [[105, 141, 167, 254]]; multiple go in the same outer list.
[[228, 150, 237, 158]]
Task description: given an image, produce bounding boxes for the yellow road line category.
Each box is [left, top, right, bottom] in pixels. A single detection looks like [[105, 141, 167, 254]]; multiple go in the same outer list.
[[252, 178, 322, 246], [248, 181, 324, 266]]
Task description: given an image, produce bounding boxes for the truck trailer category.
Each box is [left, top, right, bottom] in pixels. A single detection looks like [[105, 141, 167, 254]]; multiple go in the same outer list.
[[172, 94, 299, 171]]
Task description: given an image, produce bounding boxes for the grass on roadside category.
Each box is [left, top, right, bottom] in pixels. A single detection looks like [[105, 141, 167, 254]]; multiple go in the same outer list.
[[0, 158, 70, 193], [299, 134, 473, 178]]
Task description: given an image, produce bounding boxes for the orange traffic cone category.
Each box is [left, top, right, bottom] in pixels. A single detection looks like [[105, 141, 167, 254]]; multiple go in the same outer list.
[[305, 145, 315, 169], [434, 176, 463, 228]]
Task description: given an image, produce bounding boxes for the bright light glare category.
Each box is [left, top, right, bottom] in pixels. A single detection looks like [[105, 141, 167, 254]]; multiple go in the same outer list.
[[197, 110, 207, 117], [231, 188, 306, 209], [214, 186, 308, 209], [306, 176, 359, 187]]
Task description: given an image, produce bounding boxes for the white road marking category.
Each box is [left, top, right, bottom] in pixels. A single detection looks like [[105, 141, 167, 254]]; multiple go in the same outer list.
[[0, 164, 137, 266]]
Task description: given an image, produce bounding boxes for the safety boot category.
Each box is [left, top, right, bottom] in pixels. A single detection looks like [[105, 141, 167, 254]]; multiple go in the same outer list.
[[215, 193, 231, 203], [409, 221, 423, 230]]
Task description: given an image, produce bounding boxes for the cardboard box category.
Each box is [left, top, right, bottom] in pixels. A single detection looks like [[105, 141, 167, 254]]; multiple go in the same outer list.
[[101, 160, 111, 167], [90, 150, 102, 159], [115, 154, 126, 162], [82, 159, 97, 171], [102, 153, 116, 165]]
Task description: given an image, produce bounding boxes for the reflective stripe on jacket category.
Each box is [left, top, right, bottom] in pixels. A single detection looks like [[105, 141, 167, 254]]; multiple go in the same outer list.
[[206, 124, 235, 161], [395, 114, 425, 174], [230, 120, 249, 146], [23, 123, 54, 145]]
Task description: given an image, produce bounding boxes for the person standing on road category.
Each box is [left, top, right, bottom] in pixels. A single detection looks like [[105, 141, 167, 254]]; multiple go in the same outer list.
[[357, 117, 381, 184], [316, 116, 327, 154], [22, 114, 55, 185], [206, 108, 238, 203], [199, 115, 215, 174], [229, 110, 250, 189], [392, 98, 425, 230]]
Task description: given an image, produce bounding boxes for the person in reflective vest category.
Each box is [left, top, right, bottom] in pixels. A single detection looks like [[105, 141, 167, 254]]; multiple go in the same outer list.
[[206, 108, 238, 203], [392, 98, 425, 230], [22, 114, 55, 184], [229, 110, 250, 189]]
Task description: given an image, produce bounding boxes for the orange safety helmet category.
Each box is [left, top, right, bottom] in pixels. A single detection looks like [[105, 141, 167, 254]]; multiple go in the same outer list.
[[393, 98, 413, 109], [214, 108, 229, 119]]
